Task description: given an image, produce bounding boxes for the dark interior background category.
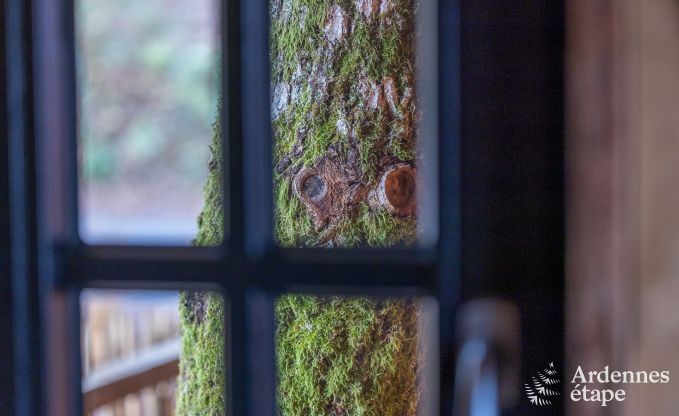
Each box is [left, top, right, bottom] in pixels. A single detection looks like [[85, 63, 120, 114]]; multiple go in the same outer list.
[[461, 1, 565, 414]]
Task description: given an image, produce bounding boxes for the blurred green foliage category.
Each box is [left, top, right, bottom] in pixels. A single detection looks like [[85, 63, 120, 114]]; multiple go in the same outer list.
[[77, 0, 219, 184]]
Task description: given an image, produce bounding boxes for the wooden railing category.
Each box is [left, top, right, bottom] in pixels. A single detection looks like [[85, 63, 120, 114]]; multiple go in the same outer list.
[[82, 338, 180, 415]]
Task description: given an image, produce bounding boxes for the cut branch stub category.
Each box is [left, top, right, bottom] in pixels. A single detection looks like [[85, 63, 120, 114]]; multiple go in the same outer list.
[[293, 158, 367, 231], [370, 163, 416, 216], [302, 174, 327, 202]]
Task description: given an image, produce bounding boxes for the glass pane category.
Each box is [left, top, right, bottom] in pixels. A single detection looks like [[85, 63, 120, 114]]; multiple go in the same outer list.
[[271, 0, 437, 249], [268, 1, 439, 409], [275, 295, 438, 415], [76, 0, 221, 245], [81, 290, 226, 416]]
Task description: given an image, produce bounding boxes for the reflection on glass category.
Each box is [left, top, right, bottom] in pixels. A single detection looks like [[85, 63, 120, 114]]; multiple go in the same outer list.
[[76, 0, 220, 244]]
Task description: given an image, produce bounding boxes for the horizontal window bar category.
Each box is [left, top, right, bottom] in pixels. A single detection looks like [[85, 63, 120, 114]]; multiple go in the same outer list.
[[59, 244, 437, 265], [58, 244, 436, 292], [265, 247, 438, 265]]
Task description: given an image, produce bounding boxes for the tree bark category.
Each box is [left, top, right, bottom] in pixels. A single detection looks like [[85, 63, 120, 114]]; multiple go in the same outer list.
[[177, 0, 419, 414]]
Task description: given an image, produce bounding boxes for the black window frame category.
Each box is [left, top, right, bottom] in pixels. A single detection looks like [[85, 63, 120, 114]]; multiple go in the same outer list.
[[4, 0, 460, 414], [2, 0, 566, 415]]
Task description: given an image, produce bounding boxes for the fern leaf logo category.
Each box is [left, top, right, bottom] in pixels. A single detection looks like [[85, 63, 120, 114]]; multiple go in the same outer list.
[[525, 362, 561, 406]]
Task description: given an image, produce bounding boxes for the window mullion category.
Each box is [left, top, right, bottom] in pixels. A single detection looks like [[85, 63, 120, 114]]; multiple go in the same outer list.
[[226, 289, 276, 416], [239, 0, 273, 258], [223, 0, 244, 256], [436, 0, 462, 414]]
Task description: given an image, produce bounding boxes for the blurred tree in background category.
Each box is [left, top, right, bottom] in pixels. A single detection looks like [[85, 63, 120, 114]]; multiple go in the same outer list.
[[77, 0, 220, 242], [78, 0, 218, 184]]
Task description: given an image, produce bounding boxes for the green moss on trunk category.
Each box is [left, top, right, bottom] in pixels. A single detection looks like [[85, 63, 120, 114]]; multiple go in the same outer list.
[[177, 292, 226, 415], [276, 296, 418, 416], [176, 115, 226, 416], [178, 0, 420, 414]]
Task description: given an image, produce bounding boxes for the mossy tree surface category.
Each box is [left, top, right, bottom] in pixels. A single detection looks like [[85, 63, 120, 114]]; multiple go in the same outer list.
[[177, 0, 420, 415], [176, 116, 226, 416]]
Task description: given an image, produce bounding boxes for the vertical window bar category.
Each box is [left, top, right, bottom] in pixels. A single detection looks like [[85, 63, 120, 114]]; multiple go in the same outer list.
[[0, 7, 14, 411], [33, 0, 82, 415], [437, 0, 462, 414], [416, 0, 441, 249], [227, 290, 277, 416], [224, 0, 243, 255], [43, 290, 83, 416], [4, 0, 42, 414], [34, 0, 79, 246], [241, 0, 273, 258]]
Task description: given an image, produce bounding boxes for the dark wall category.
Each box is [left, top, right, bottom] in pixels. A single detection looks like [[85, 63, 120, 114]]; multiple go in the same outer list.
[[461, 1, 565, 414]]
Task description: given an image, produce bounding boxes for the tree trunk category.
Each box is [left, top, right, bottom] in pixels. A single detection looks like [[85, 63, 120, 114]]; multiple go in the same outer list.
[[177, 0, 419, 414]]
